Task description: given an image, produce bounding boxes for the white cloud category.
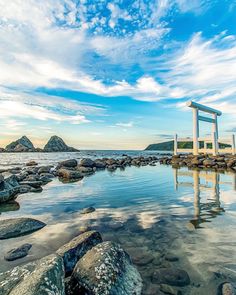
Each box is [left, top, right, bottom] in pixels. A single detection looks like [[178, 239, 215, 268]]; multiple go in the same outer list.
[[116, 121, 134, 128]]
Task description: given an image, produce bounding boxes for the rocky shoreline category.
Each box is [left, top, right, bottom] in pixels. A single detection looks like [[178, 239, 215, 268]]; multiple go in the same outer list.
[[0, 154, 236, 294]]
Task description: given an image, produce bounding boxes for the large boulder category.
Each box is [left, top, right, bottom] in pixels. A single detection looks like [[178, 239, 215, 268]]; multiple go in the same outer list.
[[80, 158, 95, 168], [5, 136, 35, 152], [0, 175, 20, 203], [0, 254, 65, 295], [71, 241, 142, 295], [0, 217, 46, 239], [58, 159, 78, 168], [44, 136, 78, 152], [57, 169, 83, 181], [56, 231, 102, 275]]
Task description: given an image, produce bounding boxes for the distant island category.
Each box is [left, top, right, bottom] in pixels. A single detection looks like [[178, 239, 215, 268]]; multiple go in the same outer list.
[[145, 140, 231, 151], [0, 135, 79, 153]]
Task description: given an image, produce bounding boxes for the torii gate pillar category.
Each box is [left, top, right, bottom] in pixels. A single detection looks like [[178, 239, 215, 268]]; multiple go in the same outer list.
[[187, 101, 222, 156]]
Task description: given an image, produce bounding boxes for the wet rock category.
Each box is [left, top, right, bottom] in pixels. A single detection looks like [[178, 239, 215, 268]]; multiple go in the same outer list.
[[0, 174, 4, 184], [0, 217, 46, 239], [160, 284, 181, 295], [127, 247, 154, 266], [0, 201, 20, 213], [81, 207, 96, 214], [94, 160, 106, 169], [152, 268, 190, 287], [39, 175, 52, 184], [0, 175, 20, 203], [26, 161, 38, 166], [77, 166, 94, 174], [165, 254, 179, 262], [80, 158, 95, 167], [4, 243, 32, 261], [218, 282, 236, 295], [58, 159, 78, 168], [0, 254, 65, 295], [71, 241, 142, 295], [58, 168, 83, 180], [38, 166, 52, 174], [19, 181, 43, 188], [56, 231, 102, 275]]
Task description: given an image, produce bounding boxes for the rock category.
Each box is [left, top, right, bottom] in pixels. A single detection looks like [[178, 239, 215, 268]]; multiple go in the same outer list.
[[94, 160, 106, 169], [218, 282, 236, 295], [39, 175, 52, 184], [0, 217, 46, 239], [44, 135, 78, 152], [57, 169, 83, 180], [81, 207, 96, 214], [0, 201, 20, 213], [165, 254, 179, 262], [152, 268, 190, 287], [77, 166, 94, 174], [0, 254, 65, 295], [71, 241, 142, 295], [56, 231, 102, 275], [80, 158, 95, 168], [203, 159, 215, 167], [19, 181, 43, 188], [0, 174, 4, 184], [38, 166, 52, 174], [4, 243, 32, 261], [5, 136, 35, 152], [160, 284, 181, 295], [26, 161, 38, 166], [0, 175, 20, 203], [58, 159, 78, 168]]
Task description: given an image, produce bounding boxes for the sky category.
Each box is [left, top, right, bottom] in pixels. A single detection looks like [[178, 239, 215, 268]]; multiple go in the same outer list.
[[0, 0, 236, 150]]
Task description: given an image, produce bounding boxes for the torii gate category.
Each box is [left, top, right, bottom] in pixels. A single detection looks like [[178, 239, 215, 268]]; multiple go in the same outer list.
[[187, 101, 222, 155]]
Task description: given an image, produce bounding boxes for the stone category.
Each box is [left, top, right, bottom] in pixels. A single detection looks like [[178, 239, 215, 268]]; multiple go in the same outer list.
[[56, 231, 102, 275], [165, 254, 179, 262], [80, 158, 95, 167], [0, 254, 65, 295], [26, 161, 38, 166], [81, 207, 96, 214], [0, 217, 46, 239], [38, 166, 52, 174], [57, 169, 83, 180], [58, 159, 78, 168], [218, 282, 236, 295], [19, 181, 43, 188], [44, 135, 78, 152], [152, 268, 190, 287], [0, 174, 4, 184], [0, 175, 20, 203], [72, 241, 142, 295], [77, 166, 94, 174], [94, 161, 106, 169], [160, 284, 181, 295], [4, 243, 32, 261]]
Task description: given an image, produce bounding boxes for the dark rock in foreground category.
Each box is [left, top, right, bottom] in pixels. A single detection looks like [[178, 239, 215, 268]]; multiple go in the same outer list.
[[0, 254, 64, 295], [0, 217, 46, 239], [4, 243, 32, 261], [56, 231, 102, 275], [44, 135, 79, 152], [71, 241, 142, 295], [5, 136, 35, 152], [0, 175, 20, 203]]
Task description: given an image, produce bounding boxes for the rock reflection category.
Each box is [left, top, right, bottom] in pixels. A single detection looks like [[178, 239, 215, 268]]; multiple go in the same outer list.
[[174, 168, 236, 228]]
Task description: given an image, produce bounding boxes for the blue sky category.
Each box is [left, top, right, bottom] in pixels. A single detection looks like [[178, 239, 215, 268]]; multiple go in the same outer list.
[[0, 0, 236, 149]]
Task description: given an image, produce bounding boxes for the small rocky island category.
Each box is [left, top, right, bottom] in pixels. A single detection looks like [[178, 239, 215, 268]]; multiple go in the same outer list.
[[1, 135, 79, 153]]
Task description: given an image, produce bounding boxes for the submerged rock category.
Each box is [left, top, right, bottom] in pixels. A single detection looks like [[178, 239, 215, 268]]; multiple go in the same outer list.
[[0, 217, 46, 239], [0, 254, 65, 295], [152, 268, 190, 287], [56, 231, 102, 275], [4, 243, 32, 261], [71, 241, 142, 295], [81, 207, 96, 214]]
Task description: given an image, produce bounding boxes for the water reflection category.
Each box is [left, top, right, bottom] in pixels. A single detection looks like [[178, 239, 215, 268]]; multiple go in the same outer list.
[[174, 168, 236, 228]]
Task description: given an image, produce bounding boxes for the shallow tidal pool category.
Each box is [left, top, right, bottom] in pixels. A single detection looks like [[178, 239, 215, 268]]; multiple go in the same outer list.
[[0, 164, 236, 294]]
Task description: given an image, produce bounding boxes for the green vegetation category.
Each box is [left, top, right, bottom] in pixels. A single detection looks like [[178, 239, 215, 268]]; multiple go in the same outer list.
[[145, 140, 231, 151]]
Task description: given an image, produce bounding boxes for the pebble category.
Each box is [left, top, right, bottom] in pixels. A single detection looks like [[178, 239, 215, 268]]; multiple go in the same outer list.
[[81, 207, 96, 214], [4, 243, 32, 261]]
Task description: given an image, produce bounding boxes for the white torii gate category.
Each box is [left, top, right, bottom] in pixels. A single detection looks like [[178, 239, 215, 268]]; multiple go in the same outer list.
[[187, 101, 222, 156]]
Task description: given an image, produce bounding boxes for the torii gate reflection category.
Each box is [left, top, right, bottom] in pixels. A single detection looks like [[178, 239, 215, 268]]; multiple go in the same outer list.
[[173, 168, 236, 228]]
